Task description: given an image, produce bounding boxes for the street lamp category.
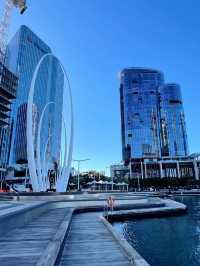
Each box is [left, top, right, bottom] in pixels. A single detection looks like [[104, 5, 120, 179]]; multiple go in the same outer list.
[[106, 166, 114, 190], [73, 159, 90, 191]]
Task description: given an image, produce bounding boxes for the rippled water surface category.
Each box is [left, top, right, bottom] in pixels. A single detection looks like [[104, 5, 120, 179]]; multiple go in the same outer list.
[[113, 196, 200, 266]]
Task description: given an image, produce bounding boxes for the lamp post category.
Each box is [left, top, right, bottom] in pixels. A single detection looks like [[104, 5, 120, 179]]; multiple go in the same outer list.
[[106, 166, 113, 190], [129, 159, 132, 181], [137, 173, 141, 191], [73, 159, 90, 191]]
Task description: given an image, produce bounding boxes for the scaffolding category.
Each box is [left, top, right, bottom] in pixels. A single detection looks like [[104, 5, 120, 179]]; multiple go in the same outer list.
[[0, 0, 27, 62]]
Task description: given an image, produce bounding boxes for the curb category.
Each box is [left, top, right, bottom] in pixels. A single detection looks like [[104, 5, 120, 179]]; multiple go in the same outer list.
[[36, 208, 74, 266], [101, 215, 150, 266]]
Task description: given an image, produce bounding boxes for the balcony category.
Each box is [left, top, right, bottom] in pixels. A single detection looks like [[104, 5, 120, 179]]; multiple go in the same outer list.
[[0, 111, 9, 119], [0, 118, 8, 127], [0, 101, 10, 112], [0, 63, 18, 127], [0, 62, 18, 100], [0, 94, 11, 105]]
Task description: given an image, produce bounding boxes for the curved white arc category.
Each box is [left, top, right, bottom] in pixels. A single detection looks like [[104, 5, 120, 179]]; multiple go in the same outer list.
[[55, 116, 67, 189], [59, 119, 67, 179], [42, 111, 66, 191], [42, 113, 68, 191], [56, 66, 74, 192], [27, 52, 74, 193], [42, 134, 52, 191], [65, 69, 74, 191], [37, 101, 54, 191], [27, 53, 52, 192], [64, 84, 74, 191]]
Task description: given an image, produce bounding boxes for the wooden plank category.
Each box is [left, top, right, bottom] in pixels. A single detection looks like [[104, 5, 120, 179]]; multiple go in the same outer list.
[[58, 212, 132, 266], [0, 207, 69, 266]]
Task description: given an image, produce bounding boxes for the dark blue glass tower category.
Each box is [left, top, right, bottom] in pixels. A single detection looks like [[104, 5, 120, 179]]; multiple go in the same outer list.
[[120, 68, 188, 162], [159, 83, 188, 157], [7, 26, 64, 168]]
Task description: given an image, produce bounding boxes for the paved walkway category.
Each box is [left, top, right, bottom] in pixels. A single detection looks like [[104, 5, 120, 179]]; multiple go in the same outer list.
[[58, 212, 132, 266], [0, 195, 185, 266], [0, 207, 69, 266]]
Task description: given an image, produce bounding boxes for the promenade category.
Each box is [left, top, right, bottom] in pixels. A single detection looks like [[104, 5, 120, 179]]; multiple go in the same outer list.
[[0, 193, 186, 266], [0, 207, 70, 265], [58, 212, 134, 266]]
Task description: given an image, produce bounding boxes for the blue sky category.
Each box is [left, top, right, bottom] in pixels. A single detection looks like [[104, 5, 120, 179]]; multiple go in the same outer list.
[[4, 0, 200, 173]]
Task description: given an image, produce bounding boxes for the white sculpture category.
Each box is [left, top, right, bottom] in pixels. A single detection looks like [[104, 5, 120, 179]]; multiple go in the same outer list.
[[41, 113, 68, 191], [27, 53, 73, 192]]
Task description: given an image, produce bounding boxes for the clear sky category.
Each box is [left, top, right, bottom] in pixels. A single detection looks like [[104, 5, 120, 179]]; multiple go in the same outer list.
[[3, 0, 200, 173]]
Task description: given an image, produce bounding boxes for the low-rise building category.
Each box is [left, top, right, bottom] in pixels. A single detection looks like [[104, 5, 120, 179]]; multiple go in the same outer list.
[[110, 164, 129, 181], [127, 154, 200, 180]]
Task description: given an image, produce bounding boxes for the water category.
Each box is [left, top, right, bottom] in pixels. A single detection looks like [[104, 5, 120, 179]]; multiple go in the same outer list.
[[113, 196, 200, 266]]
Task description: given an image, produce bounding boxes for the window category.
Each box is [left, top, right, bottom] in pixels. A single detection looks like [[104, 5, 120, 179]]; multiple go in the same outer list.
[[169, 100, 182, 104]]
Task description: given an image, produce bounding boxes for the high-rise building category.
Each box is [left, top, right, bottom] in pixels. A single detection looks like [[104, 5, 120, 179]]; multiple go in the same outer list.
[[7, 25, 64, 172], [120, 67, 188, 162], [159, 83, 188, 157]]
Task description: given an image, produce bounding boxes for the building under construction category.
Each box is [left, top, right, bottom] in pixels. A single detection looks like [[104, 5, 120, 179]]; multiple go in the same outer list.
[[0, 62, 17, 127], [0, 61, 18, 176], [118, 68, 199, 181], [0, 0, 27, 177]]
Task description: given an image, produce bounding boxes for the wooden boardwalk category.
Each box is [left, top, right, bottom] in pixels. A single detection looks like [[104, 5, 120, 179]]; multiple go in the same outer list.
[[58, 212, 132, 266], [0, 207, 69, 266]]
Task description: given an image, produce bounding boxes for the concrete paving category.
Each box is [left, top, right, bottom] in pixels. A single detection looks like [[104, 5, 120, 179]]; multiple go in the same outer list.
[[106, 199, 187, 221], [10, 192, 157, 202]]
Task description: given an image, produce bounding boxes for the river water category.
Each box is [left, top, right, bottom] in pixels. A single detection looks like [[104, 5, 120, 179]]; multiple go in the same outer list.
[[113, 196, 200, 266]]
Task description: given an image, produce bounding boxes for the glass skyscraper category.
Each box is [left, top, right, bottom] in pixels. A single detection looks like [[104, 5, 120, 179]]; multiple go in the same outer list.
[[7, 25, 64, 170], [159, 83, 188, 157], [120, 67, 188, 162]]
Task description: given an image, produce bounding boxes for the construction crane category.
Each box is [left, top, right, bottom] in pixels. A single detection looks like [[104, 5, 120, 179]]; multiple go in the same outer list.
[[0, 0, 27, 62]]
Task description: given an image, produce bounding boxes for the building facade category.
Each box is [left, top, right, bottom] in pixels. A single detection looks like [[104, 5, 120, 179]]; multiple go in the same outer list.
[[120, 68, 189, 162], [0, 56, 18, 177], [6, 26, 64, 178], [159, 83, 188, 157], [119, 68, 199, 180], [110, 164, 129, 181], [7, 25, 51, 164]]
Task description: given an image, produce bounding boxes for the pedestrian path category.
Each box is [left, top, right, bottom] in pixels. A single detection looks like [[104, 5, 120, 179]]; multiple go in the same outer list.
[[58, 212, 132, 266], [0, 207, 69, 266]]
